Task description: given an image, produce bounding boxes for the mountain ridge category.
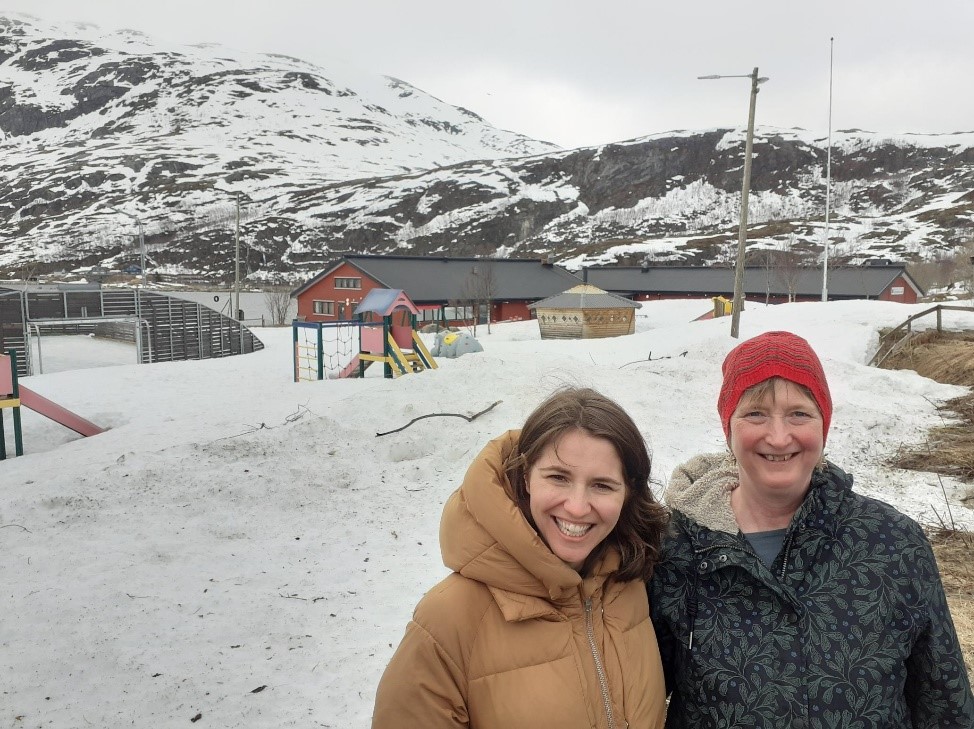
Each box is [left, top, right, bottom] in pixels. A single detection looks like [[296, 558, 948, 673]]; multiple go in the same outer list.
[[1, 14, 972, 287]]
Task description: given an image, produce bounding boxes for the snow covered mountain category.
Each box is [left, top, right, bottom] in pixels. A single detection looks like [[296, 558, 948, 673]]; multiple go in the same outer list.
[[0, 14, 556, 278], [2, 13, 973, 286], [253, 127, 974, 277]]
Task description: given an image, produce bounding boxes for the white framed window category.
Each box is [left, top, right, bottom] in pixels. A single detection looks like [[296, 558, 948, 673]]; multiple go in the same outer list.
[[313, 300, 335, 316], [444, 305, 474, 321], [335, 277, 362, 289]]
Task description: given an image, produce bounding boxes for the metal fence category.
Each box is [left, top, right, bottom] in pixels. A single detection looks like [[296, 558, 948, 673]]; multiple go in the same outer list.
[[0, 286, 263, 377]]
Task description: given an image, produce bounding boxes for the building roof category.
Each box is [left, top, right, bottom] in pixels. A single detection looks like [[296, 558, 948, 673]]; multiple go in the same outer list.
[[529, 284, 641, 311], [292, 255, 582, 302], [585, 264, 924, 299]]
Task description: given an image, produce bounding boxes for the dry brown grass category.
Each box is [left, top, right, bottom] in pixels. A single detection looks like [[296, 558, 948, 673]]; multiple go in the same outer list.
[[892, 394, 974, 482], [878, 329, 974, 672], [884, 330, 974, 481], [931, 531, 974, 676], [880, 329, 974, 386]]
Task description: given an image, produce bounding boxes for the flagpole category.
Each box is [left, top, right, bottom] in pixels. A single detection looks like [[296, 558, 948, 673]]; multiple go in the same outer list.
[[821, 37, 834, 302]]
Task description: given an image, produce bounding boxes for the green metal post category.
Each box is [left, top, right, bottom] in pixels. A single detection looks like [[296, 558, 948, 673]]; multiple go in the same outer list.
[[358, 321, 366, 379], [383, 315, 393, 378], [317, 323, 324, 381], [292, 323, 299, 382], [7, 350, 23, 457], [357, 314, 366, 379], [12, 403, 22, 456]]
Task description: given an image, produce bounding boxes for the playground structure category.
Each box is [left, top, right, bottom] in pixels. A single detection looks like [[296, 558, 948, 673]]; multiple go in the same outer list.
[[0, 349, 105, 459], [693, 296, 735, 321], [292, 289, 437, 381], [293, 321, 360, 381]]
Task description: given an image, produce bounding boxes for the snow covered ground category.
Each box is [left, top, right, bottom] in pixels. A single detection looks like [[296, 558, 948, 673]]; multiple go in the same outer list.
[[3, 298, 974, 727]]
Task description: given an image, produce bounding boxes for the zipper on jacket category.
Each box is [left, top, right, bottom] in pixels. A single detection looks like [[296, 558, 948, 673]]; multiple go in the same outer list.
[[687, 571, 698, 650], [584, 597, 616, 729], [778, 530, 796, 580]]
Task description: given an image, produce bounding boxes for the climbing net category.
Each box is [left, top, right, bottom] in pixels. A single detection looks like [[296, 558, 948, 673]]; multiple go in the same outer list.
[[293, 321, 361, 381]]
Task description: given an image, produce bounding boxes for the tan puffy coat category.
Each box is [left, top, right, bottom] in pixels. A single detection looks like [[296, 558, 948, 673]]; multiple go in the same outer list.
[[372, 431, 666, 729]]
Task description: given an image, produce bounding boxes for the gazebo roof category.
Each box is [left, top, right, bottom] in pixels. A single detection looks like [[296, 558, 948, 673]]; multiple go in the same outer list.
[[528, 284, 641, 311]]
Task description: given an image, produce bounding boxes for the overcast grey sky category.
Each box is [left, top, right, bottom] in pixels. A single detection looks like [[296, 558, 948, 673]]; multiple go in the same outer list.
[[3, 0, 972, 148]]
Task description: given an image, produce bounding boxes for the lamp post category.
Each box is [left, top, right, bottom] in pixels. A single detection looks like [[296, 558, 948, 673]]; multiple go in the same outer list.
[[216, 190, 242, 320], [699, 67, 768, 338], [109, 206, 147, 363], [822, 37, 835, 302], [234, 191, 240, 321], [214, 187, 245, 354]]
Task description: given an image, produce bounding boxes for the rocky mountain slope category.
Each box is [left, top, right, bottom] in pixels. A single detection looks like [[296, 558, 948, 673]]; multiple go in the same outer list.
[[1, 14, 972, 286]]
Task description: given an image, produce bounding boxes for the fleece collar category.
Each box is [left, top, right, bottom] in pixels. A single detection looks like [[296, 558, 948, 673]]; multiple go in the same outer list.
[[665, 452, 851, 541], [664, 452, 741, 535]]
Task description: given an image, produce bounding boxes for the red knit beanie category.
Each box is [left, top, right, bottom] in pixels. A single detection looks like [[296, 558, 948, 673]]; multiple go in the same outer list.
[[718, 330, 832, 443]]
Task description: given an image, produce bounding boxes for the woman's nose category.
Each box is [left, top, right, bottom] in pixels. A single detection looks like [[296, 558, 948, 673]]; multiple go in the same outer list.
[[563, 487, 591, 516], [764, 416, 792, 444]]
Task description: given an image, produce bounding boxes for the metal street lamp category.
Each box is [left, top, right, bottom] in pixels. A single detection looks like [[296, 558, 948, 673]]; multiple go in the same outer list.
[[214, 189, 243, 320], [109, 206, 147, 363], [699, 67, 769, 338], [213, 187, 246, 354], [234, 191, 241, 321], [822, 37, 835, 302]]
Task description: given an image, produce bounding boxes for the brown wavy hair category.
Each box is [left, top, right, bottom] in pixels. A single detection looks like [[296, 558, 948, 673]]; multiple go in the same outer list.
[[504, 387, 669, 581]]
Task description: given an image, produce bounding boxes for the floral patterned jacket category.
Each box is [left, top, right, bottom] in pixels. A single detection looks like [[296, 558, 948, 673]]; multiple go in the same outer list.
[[649, 453, 974, 729]]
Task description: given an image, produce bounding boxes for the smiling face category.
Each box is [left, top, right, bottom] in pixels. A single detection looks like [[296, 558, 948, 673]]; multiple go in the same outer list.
[[525, 428, 627, 571], [729, 378, 825, 504]]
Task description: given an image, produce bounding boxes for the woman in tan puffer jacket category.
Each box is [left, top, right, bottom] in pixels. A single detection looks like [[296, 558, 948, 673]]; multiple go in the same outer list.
[[372, 387, 669, 729]]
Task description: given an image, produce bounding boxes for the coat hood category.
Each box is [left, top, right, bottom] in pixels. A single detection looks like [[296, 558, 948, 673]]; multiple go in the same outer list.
[[439, 431, 617, 607]]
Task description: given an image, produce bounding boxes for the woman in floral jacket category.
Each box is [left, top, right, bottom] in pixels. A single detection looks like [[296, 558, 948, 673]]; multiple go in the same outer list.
[[650, 330, 974, 728]]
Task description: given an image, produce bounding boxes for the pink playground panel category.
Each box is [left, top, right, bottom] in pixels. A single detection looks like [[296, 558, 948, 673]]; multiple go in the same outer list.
[[390, 325, 413, 349], [0, 354, 12, 396], [361, 325, 384, 353]]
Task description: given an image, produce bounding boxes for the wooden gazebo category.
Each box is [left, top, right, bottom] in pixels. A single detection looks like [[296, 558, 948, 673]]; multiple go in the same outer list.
[[529, 284, 640, 340]]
